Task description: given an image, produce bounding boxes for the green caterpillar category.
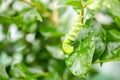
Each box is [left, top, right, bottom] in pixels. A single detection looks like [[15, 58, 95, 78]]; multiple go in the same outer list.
[[62, 13, 83, 54]]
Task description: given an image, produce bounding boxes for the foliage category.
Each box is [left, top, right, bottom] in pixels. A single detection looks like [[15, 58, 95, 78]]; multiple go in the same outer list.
[[0, 0, 120, 80], [60, 0, 120, 78]]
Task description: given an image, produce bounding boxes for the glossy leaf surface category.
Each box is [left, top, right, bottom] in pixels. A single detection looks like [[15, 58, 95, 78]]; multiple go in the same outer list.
[[65, 26, 95, 78]]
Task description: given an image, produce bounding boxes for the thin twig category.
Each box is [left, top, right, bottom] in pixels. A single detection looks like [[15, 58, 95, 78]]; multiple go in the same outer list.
[[52, 0, 59, 26], [22, 0, 56, 25], [80, 0, 84, 24], [93, 58, 120, 64]]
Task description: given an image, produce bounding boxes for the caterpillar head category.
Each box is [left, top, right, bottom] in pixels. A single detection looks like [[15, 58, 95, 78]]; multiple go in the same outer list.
[[62, 43, 74, 54]]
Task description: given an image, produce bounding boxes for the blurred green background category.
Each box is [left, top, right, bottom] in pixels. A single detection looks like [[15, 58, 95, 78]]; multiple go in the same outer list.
[[0, 0, 120, 80]]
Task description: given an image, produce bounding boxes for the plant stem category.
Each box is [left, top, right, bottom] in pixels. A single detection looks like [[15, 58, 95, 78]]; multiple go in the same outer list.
[[80, 0, 84, 24], [22, 0, 56, 25], [51, 0, 59, 26], [93, 58, 120, 64]]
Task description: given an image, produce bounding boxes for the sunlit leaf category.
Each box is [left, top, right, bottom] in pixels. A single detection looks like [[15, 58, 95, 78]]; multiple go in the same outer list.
[[0, 65, 9, 80], [0, 0, 120, 79], [40, 27, 63, 38], [86, 19, 106, 62], [0, 16, 23, 25], [101, 42, 120, 60], [113, 17, 120, 28], [46, 45, 64, 59], [108, 29, 120, 41], [104, 0, 120, 18], [0, 0, 2, 6], [23, 9, 42, 22], [10, 64, 36, 80], [65, 26, 95, 78], [58, 0, 82, 9]]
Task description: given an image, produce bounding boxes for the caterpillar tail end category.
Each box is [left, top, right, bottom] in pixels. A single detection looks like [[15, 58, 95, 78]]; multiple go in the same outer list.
[[62, 43, 74, 54]]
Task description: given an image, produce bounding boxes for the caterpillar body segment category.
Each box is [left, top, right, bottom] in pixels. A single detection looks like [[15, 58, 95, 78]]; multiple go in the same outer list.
[[62, 43, 74, 54], [62, 13, 83, 54]]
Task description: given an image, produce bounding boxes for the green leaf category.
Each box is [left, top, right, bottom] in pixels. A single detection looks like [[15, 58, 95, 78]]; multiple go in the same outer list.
[[66, 1, 82, 9], [108, 29, 120, 41], [0, 0, 2, 6], [43, 72, 61, 80], [101, 42, 120, 60], [46, 45, 64, 59], [104, 0, 120, 18], [105, 0, 120, 29], [40, 26, 63, 38], [0, 16, 23, 25], [23, 9, 42, 22], [85, 0, 94, 6], [0, 65, 9, 80], [48, 59, 66, 76], [86, 19, 106, 62], [113, 17, 120, 28], [85, 0, 103, 10], [10, 64, 36, 80], [65, 27, 95, 78], [63, 68, 80, 80], [32, 1, 46, 9], [112, 46, 120, 57], [10, 64, 26, 78], [58, 0, 82, 9]]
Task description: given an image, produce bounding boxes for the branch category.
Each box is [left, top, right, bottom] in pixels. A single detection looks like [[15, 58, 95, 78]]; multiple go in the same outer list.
[[22, 0, 57, 25], [80, 0, 84, 24], [52, 0, 59, 26], [93, 58, 120, 64]]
